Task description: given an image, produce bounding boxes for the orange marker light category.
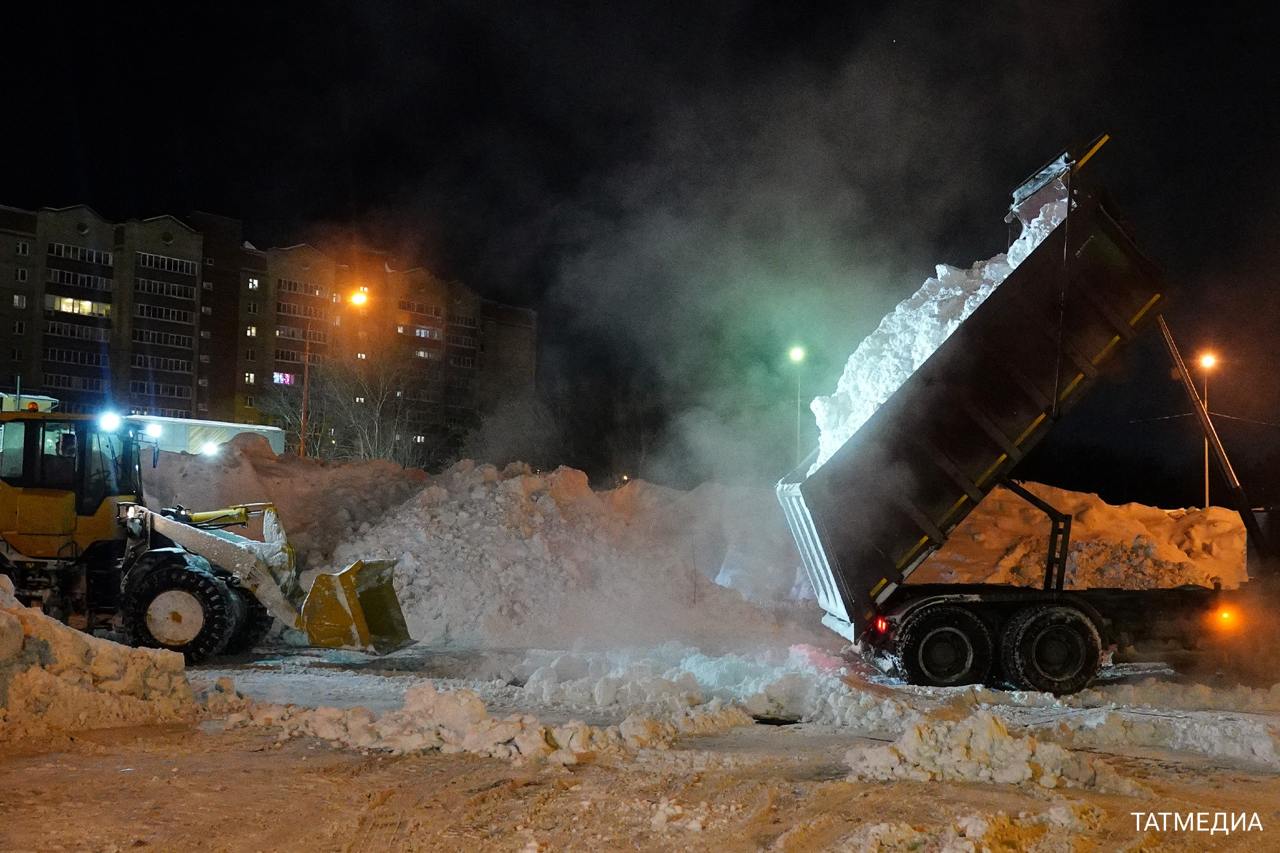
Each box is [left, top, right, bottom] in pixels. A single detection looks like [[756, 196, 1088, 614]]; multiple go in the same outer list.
[[1210, 607, 1240, 631]]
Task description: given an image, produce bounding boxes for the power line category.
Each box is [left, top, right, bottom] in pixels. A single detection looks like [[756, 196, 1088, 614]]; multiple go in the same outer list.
[[1128, 411, 1280, 429]]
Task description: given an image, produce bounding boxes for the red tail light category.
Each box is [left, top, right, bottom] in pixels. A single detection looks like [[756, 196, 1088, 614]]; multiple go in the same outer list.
[[873, 616, 890, 634]]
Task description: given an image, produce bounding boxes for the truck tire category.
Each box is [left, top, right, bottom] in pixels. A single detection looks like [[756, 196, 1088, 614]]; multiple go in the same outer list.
[[895, 605, 994, 687], [222, 586, 274, 655], [122, 561, 237, 664], [1001, 605, 1101, 695]]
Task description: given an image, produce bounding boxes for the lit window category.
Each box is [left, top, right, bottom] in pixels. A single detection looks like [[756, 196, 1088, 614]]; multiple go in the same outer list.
[[273, 372, 295, 385], [244, 372, 255, 384], [354, 396, 365, 403], [245, 325, 257, 337], [413, 435, 426, 444], [12, 294, 27, 309], [415, 349, 428, 359], [247, 277, 259, 290], [396, 325, 405, 334], [356, 352, 367, 360]]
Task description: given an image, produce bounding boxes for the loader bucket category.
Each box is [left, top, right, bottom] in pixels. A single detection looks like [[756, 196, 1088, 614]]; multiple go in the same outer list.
[[300, 560, 411, 654]]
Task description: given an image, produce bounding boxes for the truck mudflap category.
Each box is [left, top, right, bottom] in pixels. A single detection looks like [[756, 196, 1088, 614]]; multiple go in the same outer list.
[[777, 154, 1166, 640]]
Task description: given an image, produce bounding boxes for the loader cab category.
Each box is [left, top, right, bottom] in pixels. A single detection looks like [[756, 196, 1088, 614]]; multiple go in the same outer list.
[[0, 412, 142, 559]]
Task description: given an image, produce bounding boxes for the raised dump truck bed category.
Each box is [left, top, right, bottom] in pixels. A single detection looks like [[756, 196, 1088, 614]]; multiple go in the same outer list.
[[774, 143, 1227, 694]]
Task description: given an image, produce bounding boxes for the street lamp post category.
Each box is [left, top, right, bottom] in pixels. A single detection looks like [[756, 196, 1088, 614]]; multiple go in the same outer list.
[[789, 345, 806, 466], [1198, 352, 1216, 509], [298, 315, 314, 458], [298, 289, 371, 458]]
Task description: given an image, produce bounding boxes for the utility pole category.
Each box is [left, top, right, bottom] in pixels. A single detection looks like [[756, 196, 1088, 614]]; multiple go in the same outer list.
[[1198, 352, 1216, 509], [299, 316, 312, 458]]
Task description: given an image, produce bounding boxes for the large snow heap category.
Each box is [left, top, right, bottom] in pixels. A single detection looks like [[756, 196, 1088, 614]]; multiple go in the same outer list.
[[810, 178, 1069, 473], [145, 438, 1244, 655], [147, 433, 426, 569], [330, 461, 823, 650], [914, 482, 1247, 590], [0, 576, 194, 740]]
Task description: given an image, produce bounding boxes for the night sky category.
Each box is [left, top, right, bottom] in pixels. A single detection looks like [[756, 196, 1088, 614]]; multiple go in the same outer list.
[[5, 2, 1278, 503]]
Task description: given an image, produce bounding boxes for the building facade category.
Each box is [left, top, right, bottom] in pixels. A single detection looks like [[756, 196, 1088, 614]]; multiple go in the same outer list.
[[0, 203, 537, 459]]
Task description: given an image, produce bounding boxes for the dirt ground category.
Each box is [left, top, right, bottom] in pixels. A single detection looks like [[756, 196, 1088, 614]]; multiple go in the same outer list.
[[3, 719, 1278, 852]]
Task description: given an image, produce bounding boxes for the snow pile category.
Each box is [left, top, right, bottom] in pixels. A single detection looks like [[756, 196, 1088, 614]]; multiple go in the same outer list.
[[516, 644, 916, 734], [0, 578, 194, 739], [912, 482, 1247, 590], [810, 177, 1069, 472], [1065, 678, 1280, 715], [147, 434, 426, 569], [845, 710, 1148, 795], [219, 679, 752, 765], [330, 461, 825, 649], [1038, 707, 1280, 770]]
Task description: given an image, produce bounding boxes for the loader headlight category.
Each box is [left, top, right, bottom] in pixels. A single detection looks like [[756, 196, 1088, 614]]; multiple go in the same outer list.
[[201, 441, 220, 456], [144, 423, 163, 438], [98, 412, 122, 432]]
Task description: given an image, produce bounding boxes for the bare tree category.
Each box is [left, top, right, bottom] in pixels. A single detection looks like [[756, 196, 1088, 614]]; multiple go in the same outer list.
[[314, 357, 424, 466]]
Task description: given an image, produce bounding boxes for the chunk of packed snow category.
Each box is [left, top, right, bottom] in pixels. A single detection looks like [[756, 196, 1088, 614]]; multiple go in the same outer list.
[[810, 178, 1069, 473], [0, 582, 195, 739], [845, 710, 1147, 795]]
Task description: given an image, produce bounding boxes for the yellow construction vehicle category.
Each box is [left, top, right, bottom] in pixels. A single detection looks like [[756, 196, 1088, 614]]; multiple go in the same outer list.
[[0, 409, 410, 662]]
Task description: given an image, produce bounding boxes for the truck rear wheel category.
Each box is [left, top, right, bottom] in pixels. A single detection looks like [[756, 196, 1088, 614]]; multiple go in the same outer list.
[[122, 562, 237, 664], [221, 586, 274, 655], [895, 605, 993, 687], [1001, 605, 1101, 695]]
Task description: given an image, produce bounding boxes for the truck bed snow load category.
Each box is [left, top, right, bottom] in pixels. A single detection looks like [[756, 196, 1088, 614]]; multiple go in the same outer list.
[[778, 144, 1166, 642]]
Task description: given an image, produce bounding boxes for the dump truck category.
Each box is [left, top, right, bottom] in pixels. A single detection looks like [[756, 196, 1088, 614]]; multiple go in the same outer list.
[[0, 409, 410, 662], [777, 136, 1278, 694]]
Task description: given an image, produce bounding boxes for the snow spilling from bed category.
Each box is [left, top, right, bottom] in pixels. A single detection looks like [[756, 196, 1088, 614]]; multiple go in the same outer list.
[[810, 177, 1069, 473], [0, 577, 195, 740]]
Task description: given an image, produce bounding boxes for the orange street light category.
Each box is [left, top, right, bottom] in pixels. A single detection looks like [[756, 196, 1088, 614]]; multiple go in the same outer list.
[[349, 290, 369, 306], [1199, 352, 1217, 370]]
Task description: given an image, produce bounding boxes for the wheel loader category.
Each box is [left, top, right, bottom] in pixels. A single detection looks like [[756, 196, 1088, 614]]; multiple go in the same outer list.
[[0, 408, 410, 662]]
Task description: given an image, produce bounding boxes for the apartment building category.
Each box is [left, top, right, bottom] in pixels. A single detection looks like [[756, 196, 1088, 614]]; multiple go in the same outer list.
[[0, 203, 537, 455]]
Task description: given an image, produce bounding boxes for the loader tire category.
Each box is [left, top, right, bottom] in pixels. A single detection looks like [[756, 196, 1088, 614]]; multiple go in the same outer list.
[[1001, 605, 1101, 695], [895, 605, 994, 687], [122, 561, 237, 664], [222, 586, 274, 655]]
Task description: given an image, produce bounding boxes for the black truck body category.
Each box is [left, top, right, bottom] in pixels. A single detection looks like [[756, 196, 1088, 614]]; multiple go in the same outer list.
[[776, 142, 1265, 693]]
